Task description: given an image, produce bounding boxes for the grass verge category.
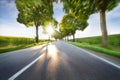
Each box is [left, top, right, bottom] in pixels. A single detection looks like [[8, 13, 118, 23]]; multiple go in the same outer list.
[[0, 36, 51, 54], [69, 42, 120, 58], [0, 42, 48, 54]]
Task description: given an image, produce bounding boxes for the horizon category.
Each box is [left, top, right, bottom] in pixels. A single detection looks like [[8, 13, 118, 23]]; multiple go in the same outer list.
[[0, 33, 119, 39]]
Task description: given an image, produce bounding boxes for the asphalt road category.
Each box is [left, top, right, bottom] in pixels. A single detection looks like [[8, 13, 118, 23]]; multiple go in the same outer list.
[[0, 41, 120, 80]]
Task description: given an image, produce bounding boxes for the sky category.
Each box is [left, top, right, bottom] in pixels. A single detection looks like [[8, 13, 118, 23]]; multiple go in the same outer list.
[[0, 0, 120, 39]]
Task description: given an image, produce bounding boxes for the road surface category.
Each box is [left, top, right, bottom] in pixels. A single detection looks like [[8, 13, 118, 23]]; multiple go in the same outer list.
[[0, 41, 120, 80]]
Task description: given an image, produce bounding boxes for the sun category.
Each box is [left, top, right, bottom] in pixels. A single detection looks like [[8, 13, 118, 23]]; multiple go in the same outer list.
[[47, 26, 54, 35]]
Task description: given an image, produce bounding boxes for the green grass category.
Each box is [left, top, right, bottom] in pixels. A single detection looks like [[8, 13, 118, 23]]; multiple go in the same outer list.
[[70, 42, 120, 57], [0, 36, 48, 53], [74, 34, 120, 46], [108, 34, 120, 46], [69, 34, 120, 57]]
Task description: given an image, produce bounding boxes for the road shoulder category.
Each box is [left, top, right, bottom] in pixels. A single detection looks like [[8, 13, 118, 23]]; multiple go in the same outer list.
[[81, 48, 120, 67]]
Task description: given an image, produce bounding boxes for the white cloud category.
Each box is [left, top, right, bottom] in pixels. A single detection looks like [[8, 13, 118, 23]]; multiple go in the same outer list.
[[53, 1, 63, 10], [107, 4, 120, 16], [53, 2, 64, 22], [0, 0, 15, 10], [0, 0, 18, 22]]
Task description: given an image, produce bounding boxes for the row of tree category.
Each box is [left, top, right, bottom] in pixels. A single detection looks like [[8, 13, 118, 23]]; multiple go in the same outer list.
[[59, 12, 88, 41], [60, 0, 120, 47], [15, 0, 120, 47]]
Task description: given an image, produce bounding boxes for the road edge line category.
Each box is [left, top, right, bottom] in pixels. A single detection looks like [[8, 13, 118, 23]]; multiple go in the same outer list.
[[79, 47, 120, 69], [8, 53, 44, 80]]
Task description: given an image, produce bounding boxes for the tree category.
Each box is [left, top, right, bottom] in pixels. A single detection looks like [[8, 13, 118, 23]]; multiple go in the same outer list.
[[42, 18, 58, 37], [62, 0, 120, 47], [15, 0, 54, 43], [60, 12, 88, 41], [52, 30, 62, 40], [93, 0, 120, 47], [60, 13, 76, 41]]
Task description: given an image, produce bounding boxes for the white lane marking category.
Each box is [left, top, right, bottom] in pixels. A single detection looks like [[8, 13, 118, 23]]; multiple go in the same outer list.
[[8, 54, 44, 80], [79, 48, 120, 69]]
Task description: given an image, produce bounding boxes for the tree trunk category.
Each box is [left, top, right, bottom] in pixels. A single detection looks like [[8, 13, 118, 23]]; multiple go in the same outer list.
[[48, 35, 50, 41], [67, 36, 69, 41], [100, 10, 108, 47], [35, 26, 39, 43], [73, 34, 75, 42]]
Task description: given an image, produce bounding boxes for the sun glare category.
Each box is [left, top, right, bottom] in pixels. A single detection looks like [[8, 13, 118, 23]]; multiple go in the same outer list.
[[47, 26, 54, 35], [47, 44, 59, 63]]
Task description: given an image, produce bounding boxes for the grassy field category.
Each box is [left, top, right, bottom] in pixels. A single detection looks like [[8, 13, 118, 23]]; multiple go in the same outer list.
[[69, 34, 120, 57], [75, 34, 120, 46], [0, 36, 48, 53]]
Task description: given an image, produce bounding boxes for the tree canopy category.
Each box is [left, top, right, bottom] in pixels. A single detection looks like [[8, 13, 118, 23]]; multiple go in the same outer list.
[[60, 12, 88, 41], [15, 0, 120, 45], [61, 0, 120, 47], [15, 0, 55, 42], [52, 30, 62, 40]]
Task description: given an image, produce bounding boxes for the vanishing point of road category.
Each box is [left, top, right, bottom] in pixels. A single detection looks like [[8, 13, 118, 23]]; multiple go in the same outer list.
[[0, 41, 120, 80]]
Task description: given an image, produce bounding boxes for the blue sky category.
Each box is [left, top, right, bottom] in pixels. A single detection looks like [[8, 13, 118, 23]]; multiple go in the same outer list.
[[0, 0, 120, 39]]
